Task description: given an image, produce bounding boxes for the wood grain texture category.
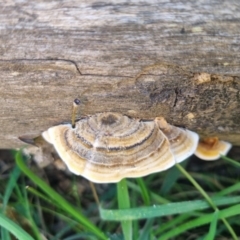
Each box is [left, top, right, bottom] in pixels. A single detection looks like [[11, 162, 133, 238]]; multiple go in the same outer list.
[[0, 0, 240, 148]]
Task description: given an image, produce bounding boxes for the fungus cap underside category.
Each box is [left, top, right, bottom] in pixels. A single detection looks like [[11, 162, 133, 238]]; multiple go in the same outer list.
[[42, 112, 199, 183]]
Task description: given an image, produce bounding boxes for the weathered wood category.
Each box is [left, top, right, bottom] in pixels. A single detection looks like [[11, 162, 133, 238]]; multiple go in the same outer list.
[[0, 1, 240, 148]]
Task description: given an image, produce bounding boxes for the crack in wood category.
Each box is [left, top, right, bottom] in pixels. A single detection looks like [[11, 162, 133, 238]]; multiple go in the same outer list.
[[173, 88, 179, 108], [0, 59, 240, 147], [0, 58, 132, 78], [0, 58, 82, 75]]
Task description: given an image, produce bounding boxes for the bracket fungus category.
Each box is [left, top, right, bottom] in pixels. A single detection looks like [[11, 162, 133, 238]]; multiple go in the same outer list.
[[41, 99, 199, 183], [195, 137, 232, 161]]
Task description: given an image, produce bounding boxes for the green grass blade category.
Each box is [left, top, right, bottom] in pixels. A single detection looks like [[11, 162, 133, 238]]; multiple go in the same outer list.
[[100, 196, 240, 221], [158, 204, 240, 240], [139, 219, 154, 240], [1, 228, 11, 240], [0, 213, 35, 240], [133, 220, 139, 240], [117, 178, 132, 240], [176, 163, 238, 240], [51, 223, 77, 240], [127, 181, 169, 204], [1, 161, 22, 240], [15, 150, 108, 240], [2, 165, 21, 212], [63, 233, 98, 240], [215, 182, 240, 197], [221, 155, 240, 167], [205, 210, 219, 240], [136, 178, 150, 205], [154, 214, 192, 235], [160, 162, 187, 195], [22, 187, 42, 240], [175, 163, 216, 209], [26, 186, 55, 204]]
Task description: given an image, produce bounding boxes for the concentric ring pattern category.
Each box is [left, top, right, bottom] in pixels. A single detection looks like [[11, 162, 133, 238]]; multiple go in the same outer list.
[[42, 112, 199, 183]]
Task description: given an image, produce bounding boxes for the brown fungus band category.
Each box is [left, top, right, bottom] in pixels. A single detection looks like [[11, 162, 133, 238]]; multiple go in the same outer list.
[[42, 112, 199, 183]]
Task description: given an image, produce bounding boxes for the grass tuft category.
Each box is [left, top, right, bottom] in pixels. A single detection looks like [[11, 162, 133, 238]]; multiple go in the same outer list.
[[0, 149, 239, 239]]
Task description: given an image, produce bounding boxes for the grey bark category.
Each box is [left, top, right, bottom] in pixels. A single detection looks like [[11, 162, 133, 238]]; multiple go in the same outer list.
[[0, 0, 240, 149]]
